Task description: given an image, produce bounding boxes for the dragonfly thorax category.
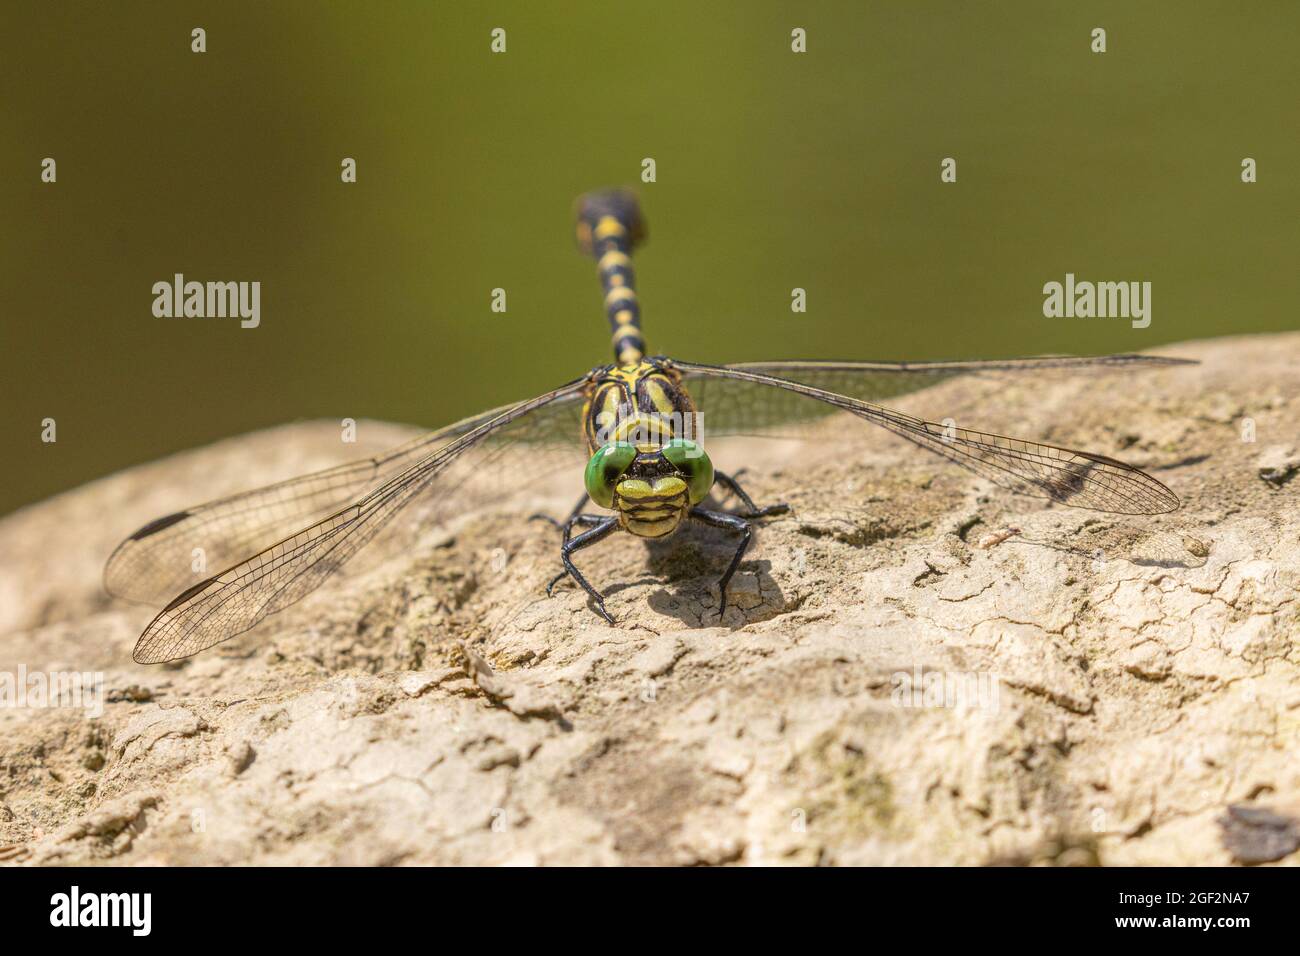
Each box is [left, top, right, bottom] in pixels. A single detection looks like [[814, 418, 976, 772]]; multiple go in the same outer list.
[[581, 359, 699, 454]]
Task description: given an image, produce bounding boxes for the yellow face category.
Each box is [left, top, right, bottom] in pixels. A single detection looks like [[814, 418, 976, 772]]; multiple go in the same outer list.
[[614, 475, 689, 538]]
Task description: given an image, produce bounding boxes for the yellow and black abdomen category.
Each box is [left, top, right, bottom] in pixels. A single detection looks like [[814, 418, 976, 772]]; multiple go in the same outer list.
[[575, 190, 647, 367]]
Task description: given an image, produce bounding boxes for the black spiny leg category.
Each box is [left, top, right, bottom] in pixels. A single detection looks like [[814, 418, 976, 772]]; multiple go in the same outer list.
[[550, 515, 620, 623], [713, 469, 789, 519], [545, 513, 607, 595], [690, 507, 753, 621]]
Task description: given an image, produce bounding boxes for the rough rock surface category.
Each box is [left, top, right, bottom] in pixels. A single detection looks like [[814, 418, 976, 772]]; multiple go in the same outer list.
[[1, 333, 1297, 866]]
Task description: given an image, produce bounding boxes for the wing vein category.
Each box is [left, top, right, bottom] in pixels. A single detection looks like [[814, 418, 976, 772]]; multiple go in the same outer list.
[[126, 378, 588, 663], [676, 360, 1179, 516]]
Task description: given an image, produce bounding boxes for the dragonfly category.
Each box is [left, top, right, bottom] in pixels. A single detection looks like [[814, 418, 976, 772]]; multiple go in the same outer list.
[[105, 190, 1192, 664]]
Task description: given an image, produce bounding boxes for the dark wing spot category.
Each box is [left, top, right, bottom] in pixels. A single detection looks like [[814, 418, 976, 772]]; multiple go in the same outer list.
[[162, 576, 216, 613], [128, 511, 191, 540]]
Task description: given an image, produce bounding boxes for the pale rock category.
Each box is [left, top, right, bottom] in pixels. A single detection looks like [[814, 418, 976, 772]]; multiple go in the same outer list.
[[2, 335, 1298, 865]]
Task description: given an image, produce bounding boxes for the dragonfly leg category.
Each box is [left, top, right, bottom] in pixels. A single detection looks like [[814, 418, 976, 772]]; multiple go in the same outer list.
[[713, 470, 790, 519], [545, 514, 607, 594], [563, 511, 605, 544], [528, 492, 590, 531], [550, 516, 620, 623], [690, 507, 753, 621]]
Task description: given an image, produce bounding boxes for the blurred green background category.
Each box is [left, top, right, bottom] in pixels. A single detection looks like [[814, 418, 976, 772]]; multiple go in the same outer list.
[[3, 1, 1296, 516]]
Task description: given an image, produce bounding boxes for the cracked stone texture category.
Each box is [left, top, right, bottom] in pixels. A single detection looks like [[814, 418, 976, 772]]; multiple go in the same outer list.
[[1, 332, 1297, 866]]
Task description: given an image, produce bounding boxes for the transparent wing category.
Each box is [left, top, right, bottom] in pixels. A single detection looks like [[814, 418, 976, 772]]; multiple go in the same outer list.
[[683, 354, 1194, 438], [113, 378, 589, 663], [675, 360, 1180, 516], [104, 405, 523, 605]]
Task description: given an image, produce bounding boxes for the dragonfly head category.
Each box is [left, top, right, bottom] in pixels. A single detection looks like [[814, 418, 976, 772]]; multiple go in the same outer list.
[[585, 438, 714, 538]]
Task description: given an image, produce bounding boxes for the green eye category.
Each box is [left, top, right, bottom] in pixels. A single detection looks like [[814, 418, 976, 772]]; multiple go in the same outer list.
[[662, 439, 714, 504], [584, 442, 638, 508]]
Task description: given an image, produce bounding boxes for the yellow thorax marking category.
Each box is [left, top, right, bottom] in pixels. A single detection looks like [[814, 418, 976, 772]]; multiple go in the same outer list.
[[641, 378, 676, 416], [604, 361, 654, 384]]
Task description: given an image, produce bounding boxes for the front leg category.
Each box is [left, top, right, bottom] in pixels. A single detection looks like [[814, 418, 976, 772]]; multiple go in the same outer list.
[[690, 507, 753, 621], [549, 515, 620, 624], [713, 469, 789, 519], [545, 513, 607, 594]]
